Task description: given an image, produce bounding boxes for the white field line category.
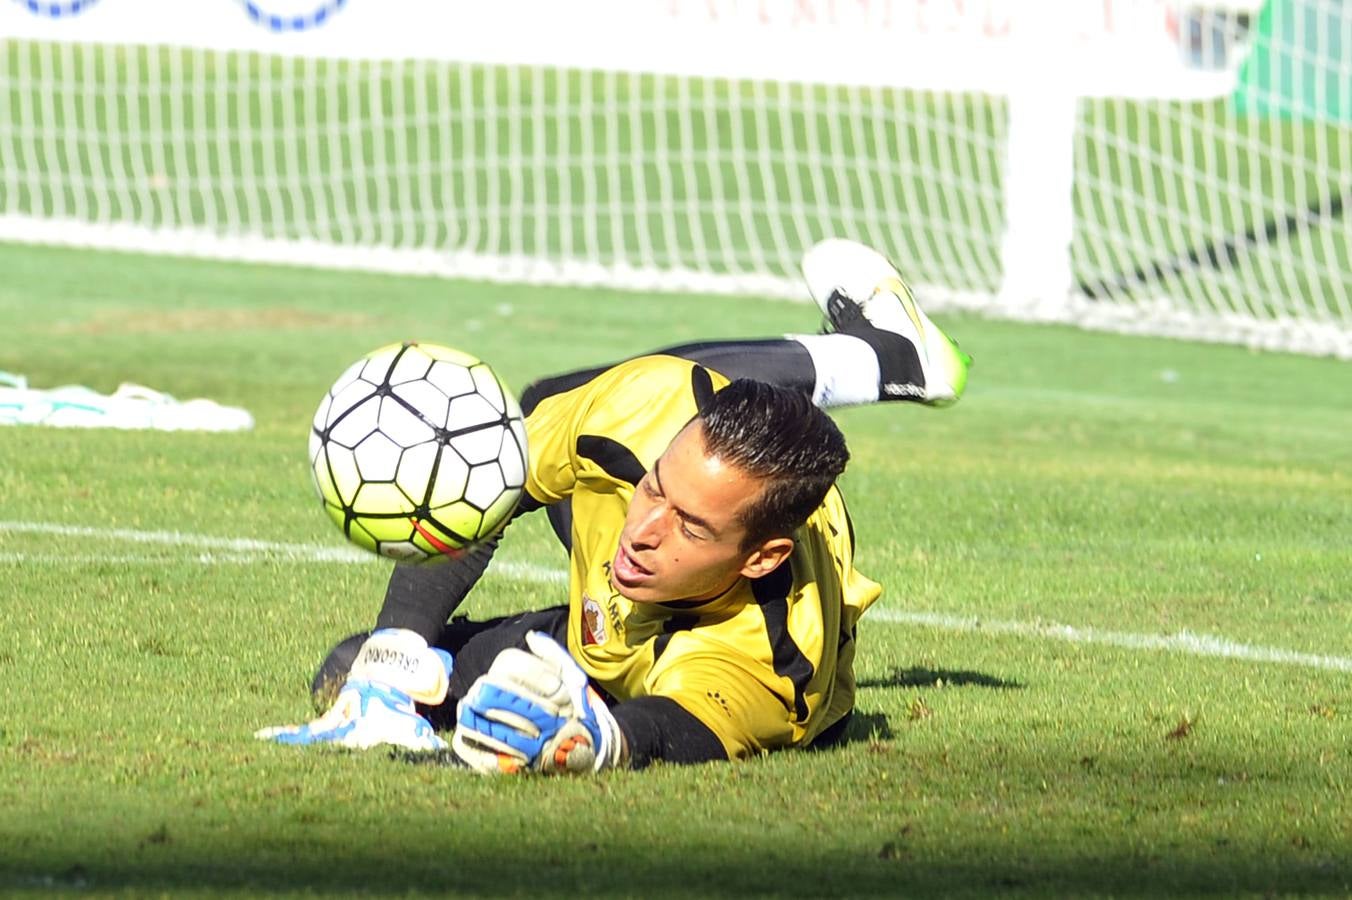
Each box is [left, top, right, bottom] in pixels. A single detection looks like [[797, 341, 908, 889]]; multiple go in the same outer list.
[[0, 520, 567, 583], [0, 552, 305, 565], [2, 520, 1346, 672], [0, 551, 567, 582], [0, 520, 369, 562], [871, 609, 1352, 674]]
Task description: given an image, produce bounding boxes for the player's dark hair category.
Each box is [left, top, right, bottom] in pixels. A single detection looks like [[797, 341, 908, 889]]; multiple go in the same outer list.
[[697, 379, 849, 551]]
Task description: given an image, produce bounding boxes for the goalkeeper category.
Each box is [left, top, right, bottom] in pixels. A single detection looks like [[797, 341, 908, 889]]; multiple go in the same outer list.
[[259, 239, 972, 773]]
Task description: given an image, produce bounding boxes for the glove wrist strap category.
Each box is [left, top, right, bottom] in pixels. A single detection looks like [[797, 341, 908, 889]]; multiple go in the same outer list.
[[586, 687, 625, 772], [350, 628, 453, 705]]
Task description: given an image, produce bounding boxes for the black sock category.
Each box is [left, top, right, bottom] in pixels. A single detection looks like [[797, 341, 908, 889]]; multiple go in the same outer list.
[[837, 323, 926, 401]]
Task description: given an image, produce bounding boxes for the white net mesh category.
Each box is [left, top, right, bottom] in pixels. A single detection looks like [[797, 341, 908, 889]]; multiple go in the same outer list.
[[0, 1, 1348, 357], [1068, 1, 1351, 355]]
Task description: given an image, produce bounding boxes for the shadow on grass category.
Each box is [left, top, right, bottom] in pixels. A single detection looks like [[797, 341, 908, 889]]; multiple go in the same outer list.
[[3, 841, 1347, 897], [858, 666, 1024, 691], [802, 710, 896, 747]]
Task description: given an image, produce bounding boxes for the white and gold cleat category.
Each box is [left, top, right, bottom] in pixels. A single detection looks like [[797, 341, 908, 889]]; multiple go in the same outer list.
[[801, 238, 971, 406]]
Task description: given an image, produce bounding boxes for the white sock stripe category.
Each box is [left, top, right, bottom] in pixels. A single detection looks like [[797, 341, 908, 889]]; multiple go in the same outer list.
[[787, 332, 881, 409]]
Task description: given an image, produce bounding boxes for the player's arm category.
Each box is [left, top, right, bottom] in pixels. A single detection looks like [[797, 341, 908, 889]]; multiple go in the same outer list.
[[639, 653, 796, 761], [258, 373, 589, 751], [451, 632, 728, 774], [254, 626, 454, 751], [369, 363, 597, 641], [379, 356, 684, 644], [451, 691, 733, 770], [451, 639, 789, 773], [452, 631, 624, 774], [373, 499, 544, 642], [610, 697, 728, 766]]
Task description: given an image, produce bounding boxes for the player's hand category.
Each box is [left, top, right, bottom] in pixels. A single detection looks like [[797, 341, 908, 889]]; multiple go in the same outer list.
[[255, 628, 453, 752], [255, 679, 447, 750], [452, 631, 623, 775]]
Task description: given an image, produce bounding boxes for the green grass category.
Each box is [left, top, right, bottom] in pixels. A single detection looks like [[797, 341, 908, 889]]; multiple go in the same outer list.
[[0, 241, 1349, 897]]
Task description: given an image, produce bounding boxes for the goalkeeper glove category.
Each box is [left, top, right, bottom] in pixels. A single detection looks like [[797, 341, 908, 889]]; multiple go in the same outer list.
[[452, 631, 623, 775], [255, 628, 453, 752]]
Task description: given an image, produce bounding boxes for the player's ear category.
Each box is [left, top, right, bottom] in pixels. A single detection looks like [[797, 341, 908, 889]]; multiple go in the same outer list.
[[739, 537, 794, 580]]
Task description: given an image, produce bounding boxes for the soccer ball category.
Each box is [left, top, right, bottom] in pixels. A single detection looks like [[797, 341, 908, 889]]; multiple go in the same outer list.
[[309, 342, 528, 563]]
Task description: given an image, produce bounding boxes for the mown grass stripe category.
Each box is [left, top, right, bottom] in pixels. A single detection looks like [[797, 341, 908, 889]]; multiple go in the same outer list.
[[3, 519, 1345, 673]]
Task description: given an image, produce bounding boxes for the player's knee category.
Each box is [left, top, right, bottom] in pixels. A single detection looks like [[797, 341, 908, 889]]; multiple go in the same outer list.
[[310, 632, 369, 712]]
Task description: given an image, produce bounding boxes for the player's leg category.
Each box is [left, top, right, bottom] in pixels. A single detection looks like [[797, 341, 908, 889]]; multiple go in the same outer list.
[[800, 238, 971, 406], [519, 340, 810, 415], [520, 335, 892, 413], [519, 242, 969, 414], [681, 241, 971, 407]]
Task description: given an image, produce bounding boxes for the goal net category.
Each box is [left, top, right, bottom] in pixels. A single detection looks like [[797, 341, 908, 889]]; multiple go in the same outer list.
[[1, 1, 1348, 357]]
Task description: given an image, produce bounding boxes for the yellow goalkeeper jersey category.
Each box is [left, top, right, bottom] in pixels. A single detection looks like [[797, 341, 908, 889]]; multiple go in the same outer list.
[[523, 354, 881, 759]]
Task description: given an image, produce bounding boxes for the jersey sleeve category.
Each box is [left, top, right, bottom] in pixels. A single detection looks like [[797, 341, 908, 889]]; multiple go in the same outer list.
[[519, 378, 585, 506], [610, 696, 729, 766], [641, 643, 797, 759], [520, 355, 724, 506]]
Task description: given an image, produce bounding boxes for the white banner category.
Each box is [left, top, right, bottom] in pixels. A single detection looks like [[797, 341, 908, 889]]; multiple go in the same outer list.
[[1, 0, 1248, 97]]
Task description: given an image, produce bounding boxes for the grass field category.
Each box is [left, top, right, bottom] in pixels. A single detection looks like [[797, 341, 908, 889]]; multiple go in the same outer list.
[[0, 240, 1349, 897]]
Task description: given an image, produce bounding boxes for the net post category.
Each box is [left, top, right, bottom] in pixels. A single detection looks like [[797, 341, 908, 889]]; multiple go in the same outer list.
[[996, 15, 1078, 321]]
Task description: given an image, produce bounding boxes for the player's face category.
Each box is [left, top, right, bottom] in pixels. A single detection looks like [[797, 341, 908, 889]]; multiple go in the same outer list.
[[611, 421, 787, 603]]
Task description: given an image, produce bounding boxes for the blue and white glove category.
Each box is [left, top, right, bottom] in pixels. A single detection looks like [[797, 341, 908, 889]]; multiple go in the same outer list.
[[452, 631, 624, 775], [255, 628, 453, 752]]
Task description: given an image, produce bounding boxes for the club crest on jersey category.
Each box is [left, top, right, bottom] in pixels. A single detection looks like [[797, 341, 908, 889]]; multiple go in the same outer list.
[[582, 594, 608, 645]]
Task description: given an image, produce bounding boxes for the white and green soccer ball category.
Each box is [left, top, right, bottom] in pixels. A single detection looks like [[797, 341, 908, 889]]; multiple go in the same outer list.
[[309, 342, 527, 563]]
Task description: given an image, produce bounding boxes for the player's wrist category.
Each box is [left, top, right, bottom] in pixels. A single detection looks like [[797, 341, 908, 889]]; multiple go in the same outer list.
[[587, 689, 624, 772], [452, 632, 627, 775], [349, 628, 454, 706], [256, 665, 449, 752]]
